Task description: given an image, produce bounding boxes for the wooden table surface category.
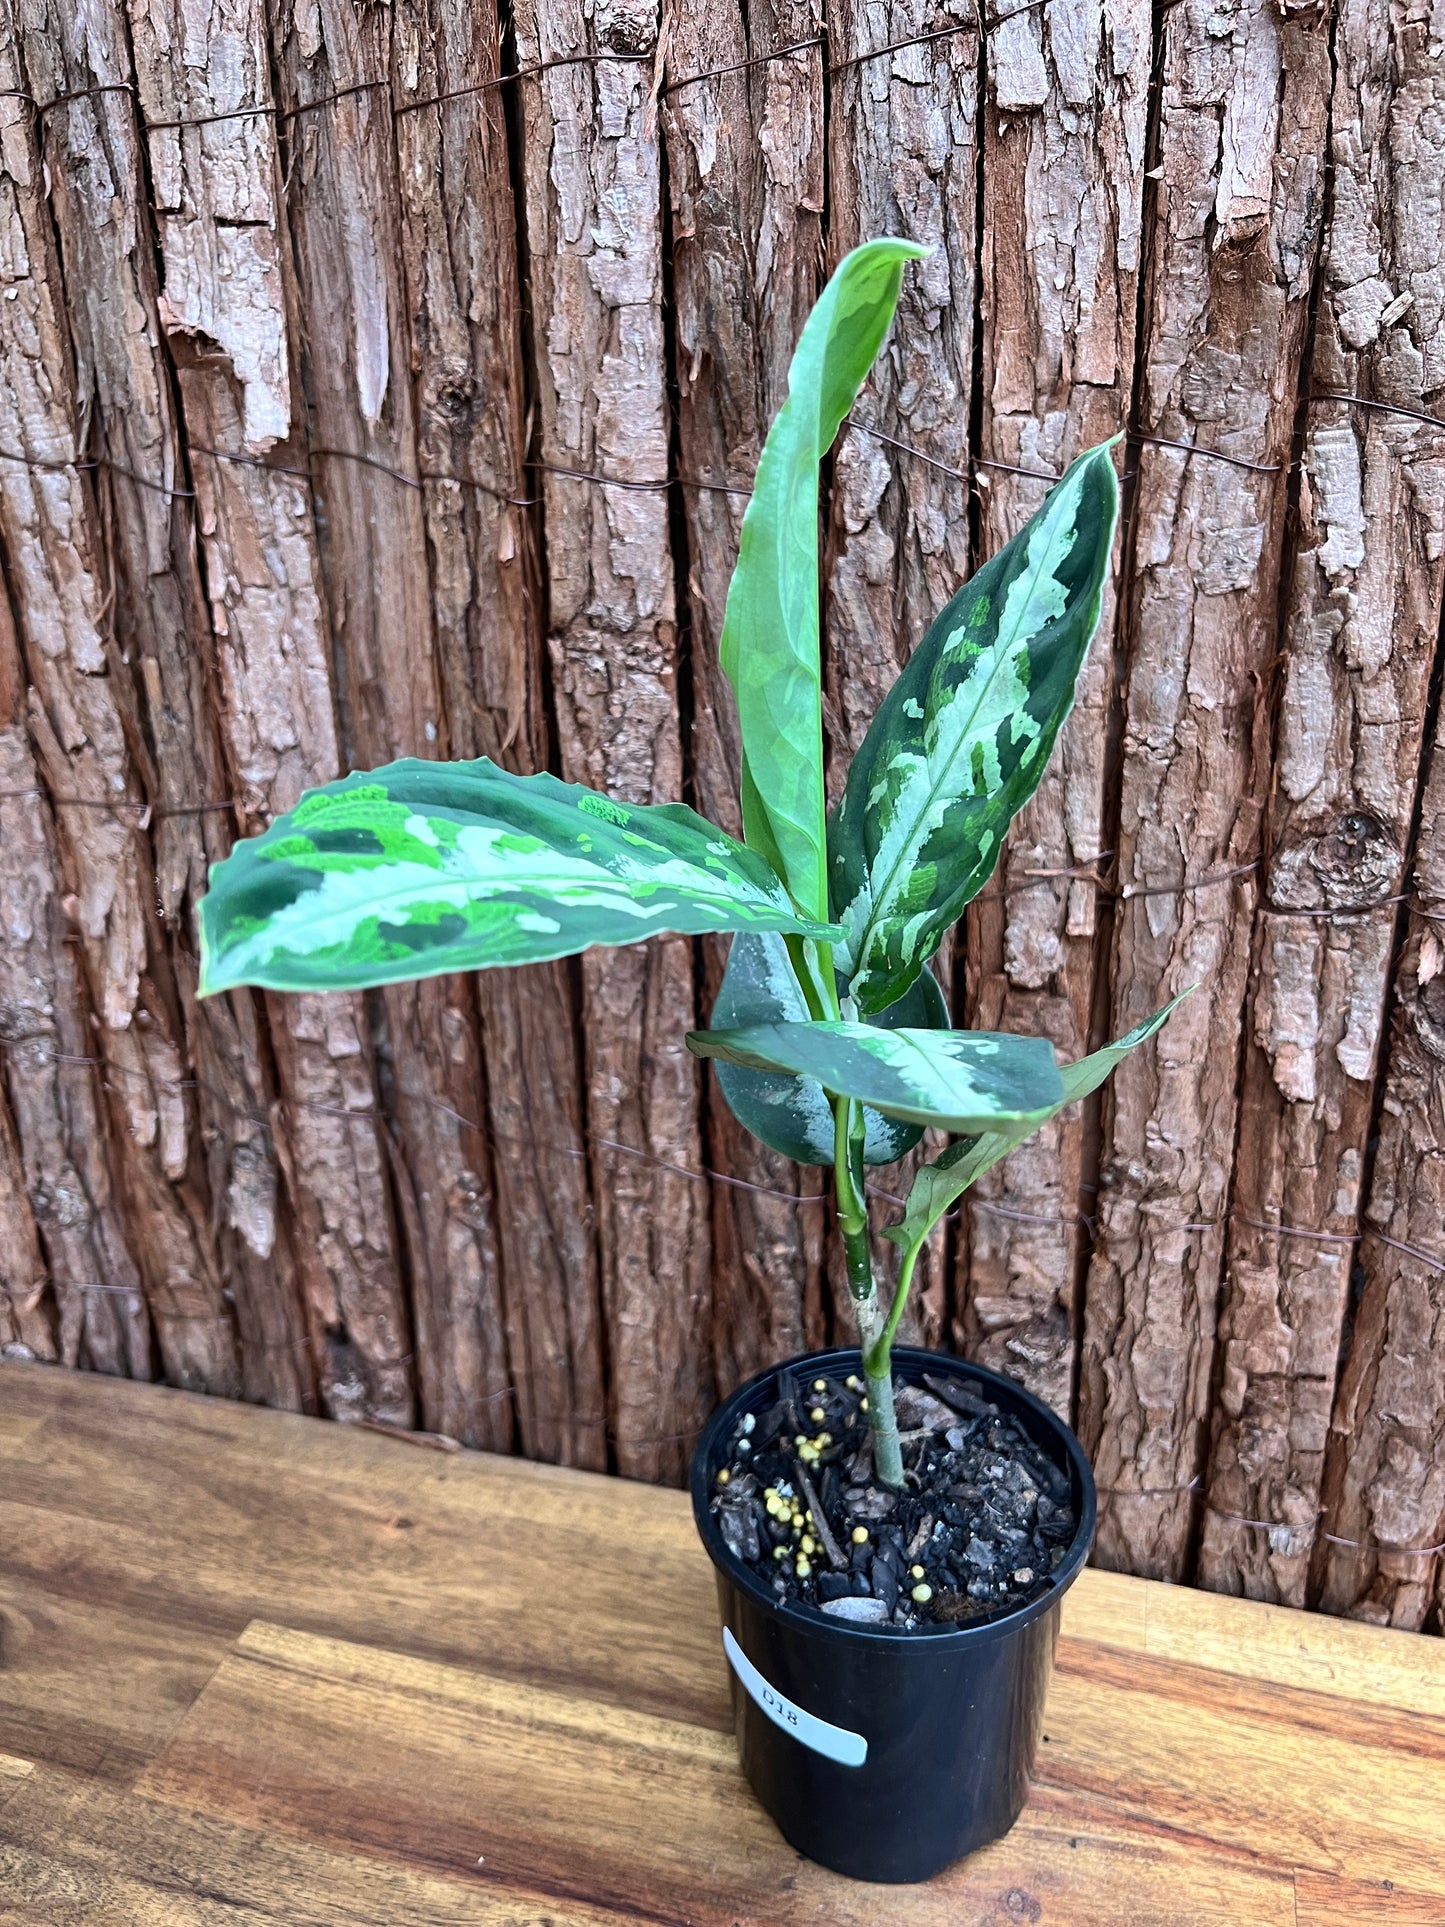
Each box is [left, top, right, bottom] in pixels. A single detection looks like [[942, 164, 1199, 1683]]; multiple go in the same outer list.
[[1, 1364, 1442, 1926]]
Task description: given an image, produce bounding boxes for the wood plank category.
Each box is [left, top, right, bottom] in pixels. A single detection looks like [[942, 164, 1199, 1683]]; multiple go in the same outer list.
[[130, 1618, 1298, 1927], [960, 0, 1150, 1416], [0, 1760, 669, 1926], [1295, 1870, 1445, 1927], [3, 1365, 1440, 1922], [0, 1366, 727, 1733], [1041, 1648, 1445, 1895], [1078, 0, 1336, 1579], [1066, 1566, 1445, 1720], [0, 1586, 223, 1786], [1200, 0, 1445, 1607]]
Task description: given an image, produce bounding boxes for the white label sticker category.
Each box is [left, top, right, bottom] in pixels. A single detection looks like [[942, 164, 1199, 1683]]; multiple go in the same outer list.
[[722, 1626, 868, 1768]]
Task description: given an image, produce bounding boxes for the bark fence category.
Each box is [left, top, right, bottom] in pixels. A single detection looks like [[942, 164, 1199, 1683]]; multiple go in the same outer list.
[[1, 0, 1443, 1631]]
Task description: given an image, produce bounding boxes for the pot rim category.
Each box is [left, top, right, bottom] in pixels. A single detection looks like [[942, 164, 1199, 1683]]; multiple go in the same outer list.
[[691, 1344, 1097, 1650]]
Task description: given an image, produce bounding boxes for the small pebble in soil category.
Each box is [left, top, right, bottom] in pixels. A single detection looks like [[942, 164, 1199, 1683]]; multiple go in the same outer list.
[[710, 1370, 1076, 1631]]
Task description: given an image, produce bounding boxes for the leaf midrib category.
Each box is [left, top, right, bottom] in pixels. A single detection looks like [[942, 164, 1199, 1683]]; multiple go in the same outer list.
[[850, 481, 1082, 976]]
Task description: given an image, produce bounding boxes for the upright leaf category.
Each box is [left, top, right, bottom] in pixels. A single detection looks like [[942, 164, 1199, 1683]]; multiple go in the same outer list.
[[720, 237, 928, 921], [687, 1020, 1063, 1135], [710, 932, 950, 1166], [199, 759, 841, 996], [831, 440, 1120, 1014], [882, 996, 1189, 1255]]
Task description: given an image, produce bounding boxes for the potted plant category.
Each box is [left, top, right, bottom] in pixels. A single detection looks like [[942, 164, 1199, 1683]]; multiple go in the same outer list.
[[198, 239, 1180, 1883]]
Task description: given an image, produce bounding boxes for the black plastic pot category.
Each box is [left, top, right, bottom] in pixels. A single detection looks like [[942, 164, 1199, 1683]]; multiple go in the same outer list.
[[690, 1345, 1097, 1883]]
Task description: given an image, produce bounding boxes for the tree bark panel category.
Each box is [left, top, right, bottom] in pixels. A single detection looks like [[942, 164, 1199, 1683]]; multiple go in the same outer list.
[[661, 0, 829, 1388], [825, 0, 981, 1348], [1200, 0, 1445, 1605], [270, 0, 516, 1436], [960, 0, 1150, 1417], [5, 0, 249, 1397], [1078, 0, 1335, 1580], [1311, 743, 1445, 1631], [390, 0, 602, 1455], [514, 0, 711, 1480]]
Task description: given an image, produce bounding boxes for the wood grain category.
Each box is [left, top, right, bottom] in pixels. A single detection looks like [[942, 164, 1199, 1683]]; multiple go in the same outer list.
[[2, 1362, 1442, 1923]]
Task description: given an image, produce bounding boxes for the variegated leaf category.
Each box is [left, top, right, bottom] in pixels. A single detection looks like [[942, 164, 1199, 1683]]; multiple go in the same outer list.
[[882, 995, 1189, 1254], [198, 759, 841, 996], [710, 931, 950, 1166], [720, 237, 928, 921], [686, 1020, 1063, 1135], [830, 440, 1120, 1015]]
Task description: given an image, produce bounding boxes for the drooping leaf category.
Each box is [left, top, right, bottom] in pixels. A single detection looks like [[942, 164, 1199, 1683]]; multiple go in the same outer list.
[[709, 931, 950, 1166], [198, 758, 841, 996], [720, 237, 928, 921], [831, 440, 1120, 1015], [882, 995, 1189, 1254], [686, 1020, 1063, 1135]]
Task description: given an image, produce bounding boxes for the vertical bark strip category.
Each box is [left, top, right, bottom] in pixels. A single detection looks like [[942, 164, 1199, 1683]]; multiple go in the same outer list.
[[661, 0, 828, 1387], [1201, 0, 1445, 1603], [0, 586, 93, 1368], [129, 0, 422, 1418], [960, 0, 1150, 1417], [2, 10, 204, 1388], [1078, 0, 1334, 1579], [391, 0, 600, 1457], [514, 0, 711, 1480], [825, 0, 980, 1345], [9, 0, 246, 1395], [1313, 746, 1445, 1631], [271, 0, 515, 1434], [0, 1072, 53, 1362]]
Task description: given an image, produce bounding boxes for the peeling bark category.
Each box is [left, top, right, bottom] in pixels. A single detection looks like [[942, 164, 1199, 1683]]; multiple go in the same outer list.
[[1078, 0, 1334, 1579], [271, 0, 516, 1435], [515, 0, 711, 1480], [0, 1071, 53, 1362], [129, 0, 424, 1418], [825, 0, 980, 1345], [1313, 747, 1445, 1630], [1201, 0, 1445, 1603], [391, 0, 600, 1455], [960, 0, 1150, 1418], [661, 0, 828, 1387], [0, 12, 229, 1389]]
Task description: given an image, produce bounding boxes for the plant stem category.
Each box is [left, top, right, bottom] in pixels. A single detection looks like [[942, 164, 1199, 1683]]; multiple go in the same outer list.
[[832, 1093, 905, 1489]]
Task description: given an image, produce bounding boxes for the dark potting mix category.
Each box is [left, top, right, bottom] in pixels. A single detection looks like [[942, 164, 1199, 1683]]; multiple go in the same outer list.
[[709, 1369, 1076, 1629]]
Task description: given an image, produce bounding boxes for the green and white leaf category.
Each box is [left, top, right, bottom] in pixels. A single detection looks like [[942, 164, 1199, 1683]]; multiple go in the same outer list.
[[710, 931, 950, 1166], [686, 1020, 1063, 1136], [882, 995, 1189, 1255], [198, 758, 842, 996], [830, 440, 1120, 1015], [720, 237, 927, 921]]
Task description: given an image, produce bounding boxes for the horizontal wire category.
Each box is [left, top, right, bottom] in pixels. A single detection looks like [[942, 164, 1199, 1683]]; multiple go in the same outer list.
[[9, 1029, 1441, 1275], [5, 388, 1440, 538]]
